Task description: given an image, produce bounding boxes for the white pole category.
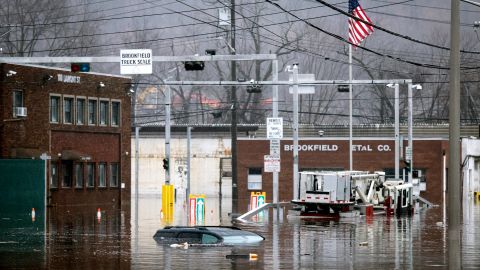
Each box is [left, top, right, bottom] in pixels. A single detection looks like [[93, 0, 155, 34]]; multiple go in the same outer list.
[[408, 84, 413, 183], [349, 44, 353, 171], [186, 126, 191, 224], [293, 64, 299, 200], [272, 60, 279, 205], [395, 83, 400, 179]]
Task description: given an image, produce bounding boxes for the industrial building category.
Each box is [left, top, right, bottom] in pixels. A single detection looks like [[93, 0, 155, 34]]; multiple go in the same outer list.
[[132, 124, 480, 214]]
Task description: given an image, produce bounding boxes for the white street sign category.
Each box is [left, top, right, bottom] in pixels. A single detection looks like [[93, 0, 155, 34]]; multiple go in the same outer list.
[[267, 117, 283, 139], [289, 73, 315, 94], [405, 146, 412, 161], [40, 153, 51, 160], [120, 49, 152, 74], [270, 139, 281, 156], [264, 155, 280, 172]]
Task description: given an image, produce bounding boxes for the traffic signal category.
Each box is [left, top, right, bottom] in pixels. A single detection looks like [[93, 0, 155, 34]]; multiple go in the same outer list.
[[404, 160, 411, 171], [163, 158, 169, 171], [246, 85, 261, 93], [184, 61, 204, 71], [337, 85, 350, 92], [71, 63, 90, 72]]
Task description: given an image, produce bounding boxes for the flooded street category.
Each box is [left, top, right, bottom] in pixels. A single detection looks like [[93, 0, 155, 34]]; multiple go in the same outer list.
[[1, 195, 480, 269]]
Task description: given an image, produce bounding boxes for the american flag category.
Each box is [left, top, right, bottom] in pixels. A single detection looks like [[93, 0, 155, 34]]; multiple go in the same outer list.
[[348, 0, 374, 46]]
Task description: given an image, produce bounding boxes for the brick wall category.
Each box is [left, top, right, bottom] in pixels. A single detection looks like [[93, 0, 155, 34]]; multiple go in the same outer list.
[[237, 139, 447, 213]]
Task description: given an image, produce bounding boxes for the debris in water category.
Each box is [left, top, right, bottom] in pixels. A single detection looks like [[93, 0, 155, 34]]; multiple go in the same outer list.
[[170, 242, 189, 249]]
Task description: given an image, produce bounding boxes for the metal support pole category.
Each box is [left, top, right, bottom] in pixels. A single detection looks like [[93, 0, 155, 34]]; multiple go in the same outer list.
[[292, 64, 299, 200], [349, 44, 353, 171], [135, 126, 140, 204], [165, 84, 171, 184], [408, 84, 413, 183], [272, 60, 279, 206], [186, 127, 191, 224], [448, 0, 462, 268], [394, 83, 400, 179], [230, 0, 238, 215]]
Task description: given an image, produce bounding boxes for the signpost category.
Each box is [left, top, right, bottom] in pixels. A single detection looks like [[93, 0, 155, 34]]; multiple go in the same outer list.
[[405, 146, 412, 161], [267, 117, 283, 139], [270, 139, 280, 156], [264, 155, 280, 172], [120, 49, 153, 75]]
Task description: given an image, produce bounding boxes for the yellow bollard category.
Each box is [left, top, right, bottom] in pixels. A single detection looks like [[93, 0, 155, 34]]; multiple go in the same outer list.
[[474, 191, 480, 202], [162, 184, 175, 224]]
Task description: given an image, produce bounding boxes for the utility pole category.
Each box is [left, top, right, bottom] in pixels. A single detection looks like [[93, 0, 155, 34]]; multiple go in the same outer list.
[[448, 0, 462, 269], [230, 0, 238, 215]]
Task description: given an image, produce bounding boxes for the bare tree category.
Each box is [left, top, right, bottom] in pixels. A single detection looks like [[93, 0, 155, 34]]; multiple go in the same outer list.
[[0, 0, 99, 56]]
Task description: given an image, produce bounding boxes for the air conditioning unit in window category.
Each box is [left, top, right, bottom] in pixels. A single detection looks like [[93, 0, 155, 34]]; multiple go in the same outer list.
[[15, 107, 27, 117]]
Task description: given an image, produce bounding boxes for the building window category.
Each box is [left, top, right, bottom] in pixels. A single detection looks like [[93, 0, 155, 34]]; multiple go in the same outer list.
[[62, 162, 73, 188], [111, 101, 120, 126], [75, 163, 84, 188], [50, 163, 58, 188], [110, 163, 119, 187], [76, 98, 85, 125], [88, 99, 97, 125], [99, 163, 106, 187], [87, 163, 95, 187], [247, 168, 262, 190], [50, 95, 60, 123], [13, 90, 24, 117], [99, 100, 109, 126], [63, 97, 74, 124]]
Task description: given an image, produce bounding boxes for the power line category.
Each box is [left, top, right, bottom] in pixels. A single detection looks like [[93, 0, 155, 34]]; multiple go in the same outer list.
[[309, 0, 480, 54], [264, 0, 480, 70]]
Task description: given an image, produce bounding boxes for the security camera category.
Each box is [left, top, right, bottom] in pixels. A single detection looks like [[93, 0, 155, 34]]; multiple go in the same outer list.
[[250, 79, 255, 84], [386, 83, 395, 88], [412, 84, 422, 90]]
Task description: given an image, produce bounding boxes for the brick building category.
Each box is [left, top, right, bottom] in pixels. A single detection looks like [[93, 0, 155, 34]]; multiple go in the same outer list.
[[237, 138, 450, 212], [235, 122, 480, 213], [0, 63, 131, 207]]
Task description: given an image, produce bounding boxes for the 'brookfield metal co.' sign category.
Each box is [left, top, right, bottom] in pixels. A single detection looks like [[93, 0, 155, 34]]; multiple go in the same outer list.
[[283, 144, 392, 152]]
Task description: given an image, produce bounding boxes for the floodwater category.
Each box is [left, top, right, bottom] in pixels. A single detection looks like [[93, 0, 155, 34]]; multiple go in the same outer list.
[[1, 195, 480, 269]]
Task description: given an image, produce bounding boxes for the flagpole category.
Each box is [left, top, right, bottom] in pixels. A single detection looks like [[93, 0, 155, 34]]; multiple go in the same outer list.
[[349, 44, 353, 171]]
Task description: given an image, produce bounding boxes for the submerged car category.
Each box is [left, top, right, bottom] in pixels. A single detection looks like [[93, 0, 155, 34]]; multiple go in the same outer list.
[[153, 226, 265, 245]]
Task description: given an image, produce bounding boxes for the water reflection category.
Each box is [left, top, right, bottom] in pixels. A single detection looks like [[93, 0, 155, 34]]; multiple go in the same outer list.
[[1, 195, 480, 269]]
